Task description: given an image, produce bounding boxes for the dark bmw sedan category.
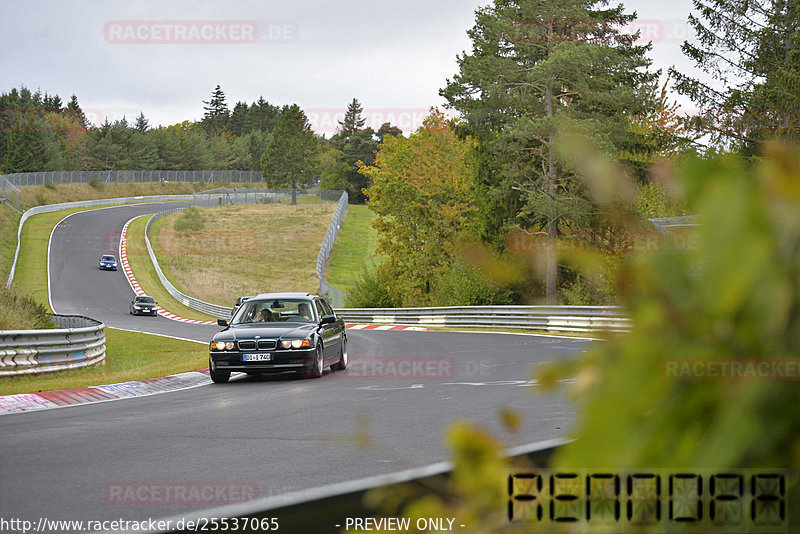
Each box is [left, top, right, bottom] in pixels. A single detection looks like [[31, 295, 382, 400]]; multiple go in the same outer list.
[[208, 292, 347, 383], [130, 295, 158, 316]]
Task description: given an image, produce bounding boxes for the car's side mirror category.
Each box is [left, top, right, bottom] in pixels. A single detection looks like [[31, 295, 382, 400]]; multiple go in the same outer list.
[[217, 318, 229, 327], [320, 315, 336, 325]]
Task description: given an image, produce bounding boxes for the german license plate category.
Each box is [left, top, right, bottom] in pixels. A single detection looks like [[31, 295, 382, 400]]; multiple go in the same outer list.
[[244, 353, 272, 361]]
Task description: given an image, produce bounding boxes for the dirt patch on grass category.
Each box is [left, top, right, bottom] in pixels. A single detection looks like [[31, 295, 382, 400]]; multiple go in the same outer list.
[[153, 203, 336, 305]]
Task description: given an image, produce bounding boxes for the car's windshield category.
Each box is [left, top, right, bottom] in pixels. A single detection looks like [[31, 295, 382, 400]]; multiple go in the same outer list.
[[231, 299, 315, 325], [135, 297, 154, 304], [101, 255, 115, 261]]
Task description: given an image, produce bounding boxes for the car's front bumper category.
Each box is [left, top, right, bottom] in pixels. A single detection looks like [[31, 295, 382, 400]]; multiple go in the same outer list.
[[132, 308, 157, 315], [210, 348, 314, 373], [100, 264, 117, 270]]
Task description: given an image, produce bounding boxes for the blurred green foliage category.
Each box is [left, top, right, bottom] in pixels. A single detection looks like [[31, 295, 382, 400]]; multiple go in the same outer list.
[[547, 142, 800, 473], [366, 141, 800, 532]]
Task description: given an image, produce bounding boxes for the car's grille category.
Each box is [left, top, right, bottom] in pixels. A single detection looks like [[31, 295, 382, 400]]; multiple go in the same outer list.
[[237, 340, 277, 351], [258, 340, 277, 350]]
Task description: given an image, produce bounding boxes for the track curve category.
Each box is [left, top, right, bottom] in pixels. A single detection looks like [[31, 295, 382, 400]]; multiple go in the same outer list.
[[1, 201, 589, 529]]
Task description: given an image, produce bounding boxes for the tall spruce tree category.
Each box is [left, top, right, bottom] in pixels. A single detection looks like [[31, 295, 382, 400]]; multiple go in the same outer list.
[[337, 98, 367, 135], [261, 104, 318, 204], [670, 0, 800, 155], [441, 0, 657, 302], [202, 85, 230, 137], [134, 111, 150, 133], [66, 95, 88, 129]]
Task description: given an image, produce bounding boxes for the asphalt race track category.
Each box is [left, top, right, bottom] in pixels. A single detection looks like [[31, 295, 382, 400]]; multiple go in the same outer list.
[[0, 202, 592, 530]]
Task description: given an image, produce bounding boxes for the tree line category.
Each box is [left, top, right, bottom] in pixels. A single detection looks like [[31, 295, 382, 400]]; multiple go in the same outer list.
[[0, 85, 400, 204]]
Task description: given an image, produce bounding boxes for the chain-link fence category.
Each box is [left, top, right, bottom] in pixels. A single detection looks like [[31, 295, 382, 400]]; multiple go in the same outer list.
[[0, 170, 265, 188], [0, 177, 21, 212], [316, 192, 349, 307]]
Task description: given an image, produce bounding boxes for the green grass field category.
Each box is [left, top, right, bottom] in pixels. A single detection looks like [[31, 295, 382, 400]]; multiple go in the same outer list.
[[325, 205, 381, 292], [151, 202, 336, 305]]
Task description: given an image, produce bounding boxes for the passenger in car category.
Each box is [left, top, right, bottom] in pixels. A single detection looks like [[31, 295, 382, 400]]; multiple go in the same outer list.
[[297, 302, 312, 321], [258, 309, 275, 322]]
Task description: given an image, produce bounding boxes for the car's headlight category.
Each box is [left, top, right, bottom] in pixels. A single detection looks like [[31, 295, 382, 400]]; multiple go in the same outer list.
[[134, 305, 140, 309], [211, 341, 235, 351], [281, 339, 311, 349]]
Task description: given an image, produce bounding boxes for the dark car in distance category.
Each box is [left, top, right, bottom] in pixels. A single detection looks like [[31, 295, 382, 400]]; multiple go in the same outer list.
[[99, 254, 117, 270], [130, 295, 158, 316], [209, 292, 347, 383]]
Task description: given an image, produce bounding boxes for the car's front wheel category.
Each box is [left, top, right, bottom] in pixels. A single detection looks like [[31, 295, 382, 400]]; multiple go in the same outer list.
[[209, 361, 230, 384], [307, 344, 324, 379]]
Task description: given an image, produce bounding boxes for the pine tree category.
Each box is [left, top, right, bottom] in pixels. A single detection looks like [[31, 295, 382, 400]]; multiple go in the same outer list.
[[66, 94, 88, 129], [134, 112, 150, 133], [202, 84, 230, 136], [337, 98, 367, 135], [228, 101, 249, 136], [441, 0, 657, 302], [670, 0, 800, 155]]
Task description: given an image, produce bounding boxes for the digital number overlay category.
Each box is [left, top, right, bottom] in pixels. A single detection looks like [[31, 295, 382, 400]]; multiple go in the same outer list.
[[507, 469, 791, 532]]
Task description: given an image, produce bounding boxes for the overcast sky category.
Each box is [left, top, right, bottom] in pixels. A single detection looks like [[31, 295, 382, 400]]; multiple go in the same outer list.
[[0, 0, 704, 133]]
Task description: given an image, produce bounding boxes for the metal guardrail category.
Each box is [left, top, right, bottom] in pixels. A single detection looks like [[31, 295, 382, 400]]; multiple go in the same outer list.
[[0, 315, 106, 376], [649, 215, 701, 233], [334, 305, 631, 333], [0, 170, 264, 187], [316, 192, 348, 307]]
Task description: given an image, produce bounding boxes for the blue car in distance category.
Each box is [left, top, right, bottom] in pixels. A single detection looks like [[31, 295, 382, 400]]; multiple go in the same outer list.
[[99, 254, 118, 270]]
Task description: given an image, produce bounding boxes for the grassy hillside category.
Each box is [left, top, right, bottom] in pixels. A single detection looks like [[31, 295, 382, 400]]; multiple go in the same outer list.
[[151, 201, 336, 306]]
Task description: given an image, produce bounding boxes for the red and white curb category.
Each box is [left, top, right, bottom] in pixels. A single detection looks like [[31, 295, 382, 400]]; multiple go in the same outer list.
[[119, 216, 216, 325], [0, 370, 217, 415], [345, 324, 429, 331]]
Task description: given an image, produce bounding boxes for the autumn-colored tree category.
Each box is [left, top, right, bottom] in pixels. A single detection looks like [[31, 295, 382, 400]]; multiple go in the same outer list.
[[359, 110, 476, 306]]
